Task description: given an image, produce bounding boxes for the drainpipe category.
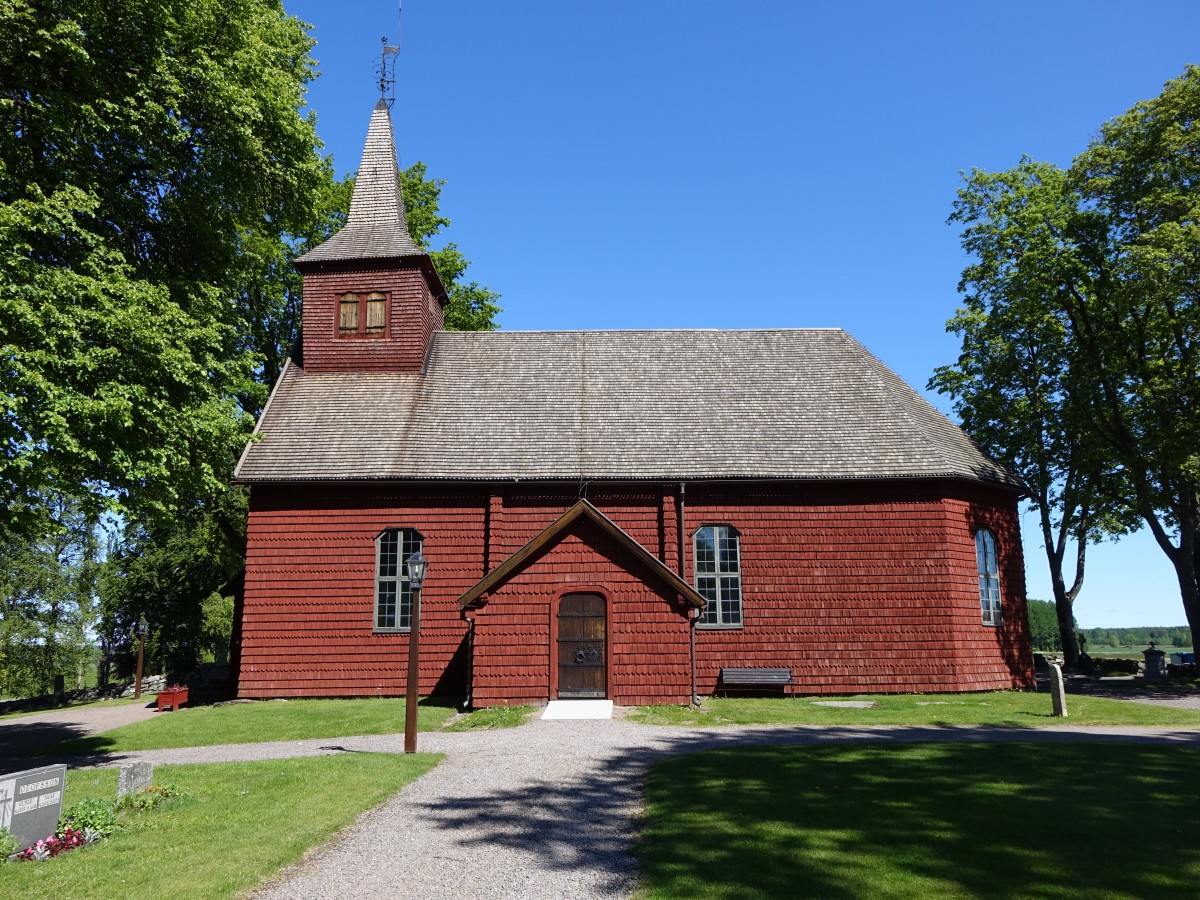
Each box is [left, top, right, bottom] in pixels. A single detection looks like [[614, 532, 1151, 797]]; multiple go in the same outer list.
[[460, 610, 476, 712], [678, 482, 699, 706]]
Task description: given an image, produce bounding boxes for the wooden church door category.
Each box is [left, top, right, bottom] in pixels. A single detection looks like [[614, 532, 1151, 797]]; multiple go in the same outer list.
[[557, 593, 607, 698]]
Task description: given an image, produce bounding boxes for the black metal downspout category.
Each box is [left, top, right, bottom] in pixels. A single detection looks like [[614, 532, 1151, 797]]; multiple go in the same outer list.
[[679, 482, 699, 706], [460, 610, 476, 712]]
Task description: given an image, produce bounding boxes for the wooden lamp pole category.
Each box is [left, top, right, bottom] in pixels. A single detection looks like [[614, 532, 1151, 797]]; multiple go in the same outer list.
[[134, 616, 147, 699], [403, 551, 428, 753]]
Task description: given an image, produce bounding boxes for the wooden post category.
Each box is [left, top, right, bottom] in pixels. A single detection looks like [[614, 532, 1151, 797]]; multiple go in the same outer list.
[[134, 629, 146, 700]]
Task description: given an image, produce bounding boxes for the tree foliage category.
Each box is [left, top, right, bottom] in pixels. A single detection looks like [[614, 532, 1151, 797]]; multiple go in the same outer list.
[[931, 160, 1122, 666], [0, 0, 326, 537], [99, 491, 247, 679], [0, 495, 100, 698], [1, 2, 501, 692], [933, 65, 1200, 643]]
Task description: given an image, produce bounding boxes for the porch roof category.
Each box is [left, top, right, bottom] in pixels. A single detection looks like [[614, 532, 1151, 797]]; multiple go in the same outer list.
[[456, 499, 706, 610]]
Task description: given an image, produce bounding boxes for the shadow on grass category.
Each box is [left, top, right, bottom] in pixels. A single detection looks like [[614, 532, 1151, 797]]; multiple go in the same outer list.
[[637, 741, 1200, 898], [5, 696, 460, 772], [0, 701, 160, 773], [404, 724, 1200, 897]]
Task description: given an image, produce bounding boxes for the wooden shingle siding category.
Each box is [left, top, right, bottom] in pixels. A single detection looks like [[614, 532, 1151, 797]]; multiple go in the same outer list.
[[237, 481, 1031, 703], [299, 262, 442, 374]]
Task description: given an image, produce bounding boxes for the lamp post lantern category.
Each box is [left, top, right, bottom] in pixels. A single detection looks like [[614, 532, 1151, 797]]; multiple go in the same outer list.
[[403, 551, 428, 753], [134, 616, 148, 700]]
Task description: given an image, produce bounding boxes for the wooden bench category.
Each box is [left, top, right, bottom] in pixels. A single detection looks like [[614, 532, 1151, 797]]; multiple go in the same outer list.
[[156, 686, 189, 712], [719, 667, 793, 693]]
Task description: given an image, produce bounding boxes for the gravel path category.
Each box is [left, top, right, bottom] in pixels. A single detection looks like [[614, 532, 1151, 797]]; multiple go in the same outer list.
[[1067, 680, 1200, 709], [248, 719, 1200, 900], [0, 700, 159, 771], [7, 700, 1200, 898]]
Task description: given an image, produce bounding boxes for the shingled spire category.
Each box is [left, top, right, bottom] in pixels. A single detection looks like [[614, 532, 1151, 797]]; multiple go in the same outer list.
[[296, 100, 427, 265], [293, 100, 447, 374]]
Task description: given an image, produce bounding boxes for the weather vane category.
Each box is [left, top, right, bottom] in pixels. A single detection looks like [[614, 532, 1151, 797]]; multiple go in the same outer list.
[[376, 36, 400, 107], [375, 2, 403, 108]]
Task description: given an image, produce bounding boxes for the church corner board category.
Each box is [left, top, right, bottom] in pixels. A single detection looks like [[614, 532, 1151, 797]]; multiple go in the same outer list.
[[231, 97, 1033, 707]]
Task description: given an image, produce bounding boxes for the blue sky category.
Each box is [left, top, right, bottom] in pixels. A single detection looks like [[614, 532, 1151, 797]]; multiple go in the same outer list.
[[283, 0, 1199, 628]]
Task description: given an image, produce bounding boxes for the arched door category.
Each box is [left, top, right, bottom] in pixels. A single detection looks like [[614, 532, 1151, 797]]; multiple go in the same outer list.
[[557, 593, 606, 698]]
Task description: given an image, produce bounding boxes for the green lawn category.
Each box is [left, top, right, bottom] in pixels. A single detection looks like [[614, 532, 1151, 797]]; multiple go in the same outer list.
[[27, 697, 460, 757], [636, 743, 1200, 899], [443, 704, 536, 731], [0, 754, 439, 898], [630, 692, 1200, 727], [628, 696, 1200, 729]]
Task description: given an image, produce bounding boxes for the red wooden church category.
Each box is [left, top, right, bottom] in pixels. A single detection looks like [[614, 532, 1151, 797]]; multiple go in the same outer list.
[[233, 101, 1033, 707]]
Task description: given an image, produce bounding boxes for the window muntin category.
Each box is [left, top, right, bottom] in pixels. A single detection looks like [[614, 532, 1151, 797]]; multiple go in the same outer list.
[[976, 528, 1002, 626], [338, 291, 387, 337], [376, 529, 423, 630], [695, 525, 742, 627]]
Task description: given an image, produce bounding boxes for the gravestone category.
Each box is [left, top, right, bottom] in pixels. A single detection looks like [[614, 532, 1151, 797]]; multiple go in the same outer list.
[[1049, 662, 1068, 717], [0, 764, 67, 850], [117, 762, 154, 800], [1143, 642, 1167, 682]]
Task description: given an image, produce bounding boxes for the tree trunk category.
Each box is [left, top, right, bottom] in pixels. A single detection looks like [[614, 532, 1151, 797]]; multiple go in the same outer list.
[[1169, 553, 1200, 648], [1039, 501, 1083, 668], [1051, 579, 1081, 668]]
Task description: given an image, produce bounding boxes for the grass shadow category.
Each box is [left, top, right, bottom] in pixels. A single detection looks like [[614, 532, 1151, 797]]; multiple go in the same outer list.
[[10, 695, 463, 769], [637, 741, 1200, 898], [404, 725, 1200, 896]]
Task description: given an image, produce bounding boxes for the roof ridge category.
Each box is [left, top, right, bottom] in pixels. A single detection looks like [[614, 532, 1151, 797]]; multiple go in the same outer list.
[[436, 327, 848, 337]]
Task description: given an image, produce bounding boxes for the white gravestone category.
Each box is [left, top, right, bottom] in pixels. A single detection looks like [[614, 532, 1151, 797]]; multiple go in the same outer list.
[[117, 761, 154, 800], [1049, 662, 1068, 717]]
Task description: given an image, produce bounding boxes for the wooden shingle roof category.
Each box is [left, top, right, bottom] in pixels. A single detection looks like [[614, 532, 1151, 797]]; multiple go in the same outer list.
[[295, 100, 426, 266], [234, 328, 1020, 489], [456, 500, 707, 609]]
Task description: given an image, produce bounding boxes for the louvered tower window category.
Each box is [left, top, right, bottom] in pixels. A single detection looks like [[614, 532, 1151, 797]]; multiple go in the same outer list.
[[338, 291, 388, 336]]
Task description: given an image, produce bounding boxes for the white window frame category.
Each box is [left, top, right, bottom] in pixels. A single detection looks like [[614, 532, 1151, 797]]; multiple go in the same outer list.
[[694, 524, 743, 628], [374, 529, 423, 632], [976, 528, 1002, 626]]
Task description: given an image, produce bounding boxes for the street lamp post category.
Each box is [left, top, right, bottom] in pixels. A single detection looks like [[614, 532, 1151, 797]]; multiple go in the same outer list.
[[403, 551, 428, 753], [134, 616, 148, 700]]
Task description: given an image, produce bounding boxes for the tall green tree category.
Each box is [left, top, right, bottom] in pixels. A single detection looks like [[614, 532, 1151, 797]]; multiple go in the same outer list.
[[934, 66, 1200, 642], [1064, 66, 1200, 642], [0, 495, 100, 698], [932, 160, 1120, 667], [0, 0, 326, 537]]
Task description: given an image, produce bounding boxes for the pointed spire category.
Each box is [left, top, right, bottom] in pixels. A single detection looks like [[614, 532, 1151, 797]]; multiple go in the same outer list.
[[296, 100, 425, 265]]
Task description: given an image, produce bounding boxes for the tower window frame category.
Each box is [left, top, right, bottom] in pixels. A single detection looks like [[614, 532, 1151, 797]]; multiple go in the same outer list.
[[338, 291, 389, 338]]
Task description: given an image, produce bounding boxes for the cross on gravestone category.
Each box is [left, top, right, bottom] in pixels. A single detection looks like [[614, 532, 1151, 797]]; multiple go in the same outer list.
[[0, 764, 68, 850], [1049, 662, 1068, 717], [117, 762, 154, 800]]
